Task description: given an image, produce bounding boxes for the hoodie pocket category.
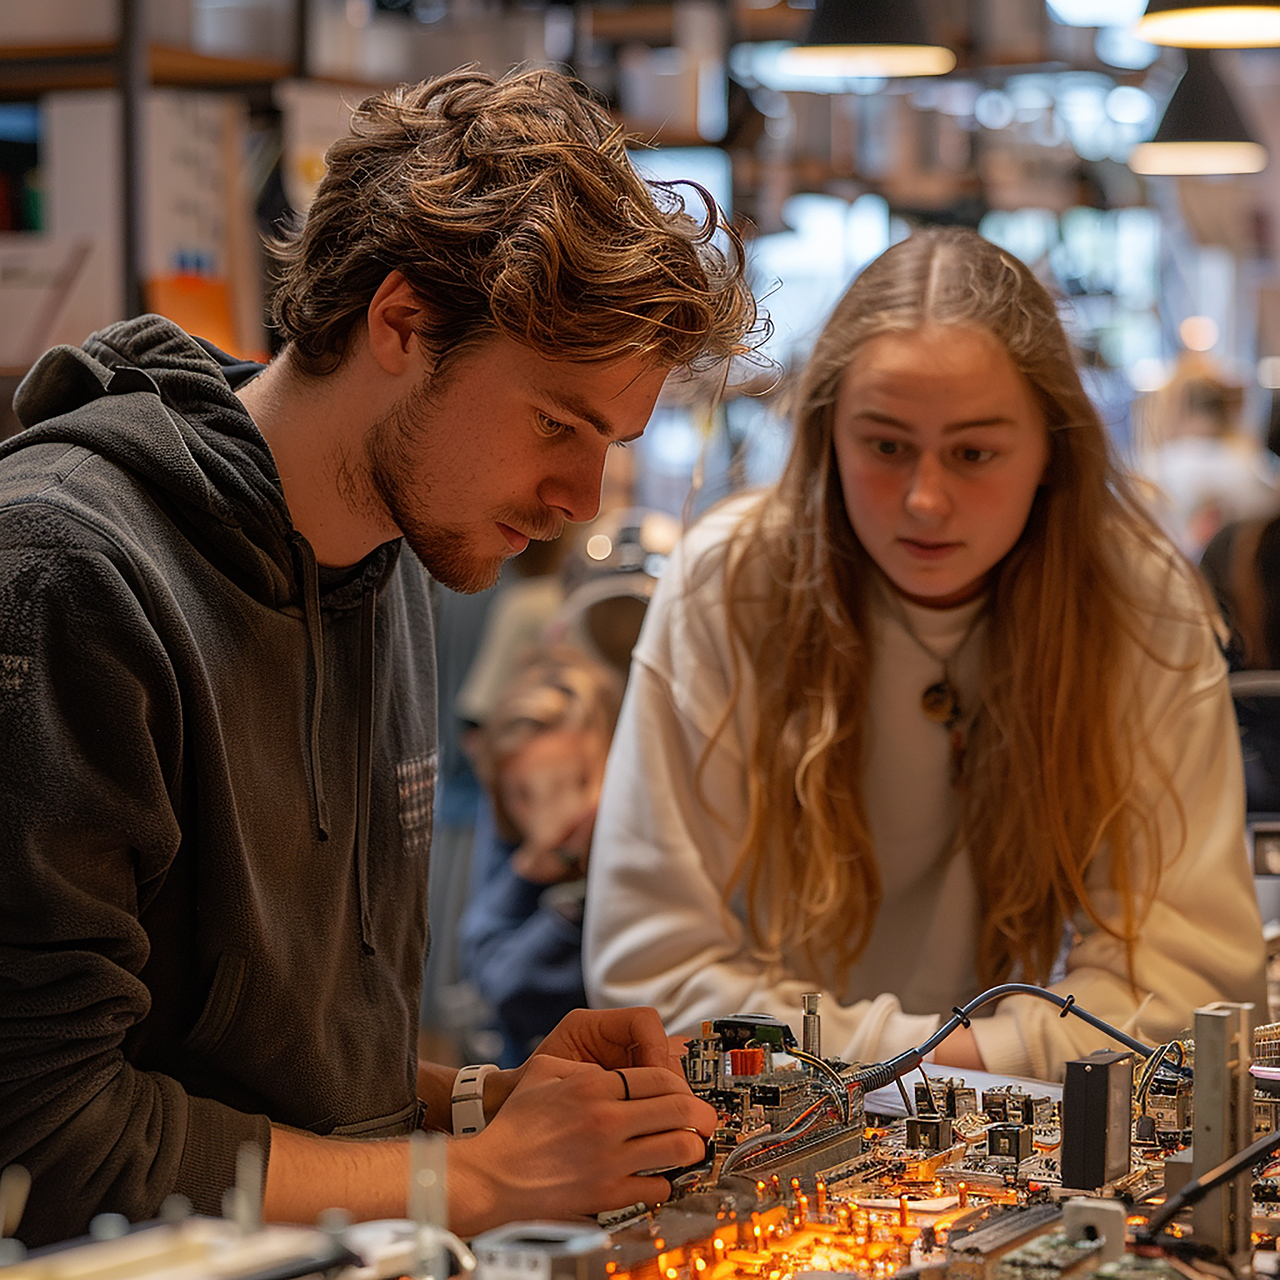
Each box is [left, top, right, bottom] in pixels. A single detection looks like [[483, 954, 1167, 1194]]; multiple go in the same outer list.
[[184, 948, 248, 1058]]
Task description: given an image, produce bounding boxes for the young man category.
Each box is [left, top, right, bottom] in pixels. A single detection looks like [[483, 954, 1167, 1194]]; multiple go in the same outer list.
[[0, 67, 758, 1246]]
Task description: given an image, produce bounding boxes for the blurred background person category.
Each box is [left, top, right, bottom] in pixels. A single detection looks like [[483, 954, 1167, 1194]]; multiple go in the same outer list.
[[1134, 353, 1278, 560], [460, 645, 625, 1067], [1200, 511, 1280, 815]]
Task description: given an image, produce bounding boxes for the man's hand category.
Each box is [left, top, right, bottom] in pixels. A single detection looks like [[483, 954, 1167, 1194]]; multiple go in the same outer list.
[[266, 1054, 716, 1235], [446, 1056, 716, 1236], [485, 1007, 682, 1117], [534, 1006, 673, 1069]]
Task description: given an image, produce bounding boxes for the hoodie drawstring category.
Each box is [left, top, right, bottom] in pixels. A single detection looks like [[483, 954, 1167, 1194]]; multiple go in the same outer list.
[[291, 532, 331, 842], [355, 586, 377, 954]]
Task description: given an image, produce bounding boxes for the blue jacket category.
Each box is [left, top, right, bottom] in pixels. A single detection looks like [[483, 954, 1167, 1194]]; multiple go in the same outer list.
[[459, 800, 586, 1065]]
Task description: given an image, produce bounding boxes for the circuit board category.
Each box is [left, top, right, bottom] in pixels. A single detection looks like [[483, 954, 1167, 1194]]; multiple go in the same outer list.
[[473, 1000, 1272, 1280]]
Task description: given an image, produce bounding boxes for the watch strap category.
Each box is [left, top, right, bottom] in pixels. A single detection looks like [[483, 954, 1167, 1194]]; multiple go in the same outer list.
[[451, 1062, 498, 1136]]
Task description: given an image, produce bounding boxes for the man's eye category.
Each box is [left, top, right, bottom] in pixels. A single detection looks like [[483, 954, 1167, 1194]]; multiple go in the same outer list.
[[538, 413, 574, 438]]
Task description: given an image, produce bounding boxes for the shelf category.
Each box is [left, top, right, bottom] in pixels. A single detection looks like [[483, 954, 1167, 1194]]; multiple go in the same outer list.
[[586, 1, 807, 45], [0, 43, 292, 98]]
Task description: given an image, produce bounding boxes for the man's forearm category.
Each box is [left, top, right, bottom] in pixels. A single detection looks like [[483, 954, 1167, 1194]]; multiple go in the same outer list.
[[263, 1123, 504, 1237], [263, 1125, 412, 1224]]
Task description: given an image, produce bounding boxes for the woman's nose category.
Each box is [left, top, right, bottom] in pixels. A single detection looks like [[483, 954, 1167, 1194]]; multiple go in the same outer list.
[[904, 453, 951, 522]]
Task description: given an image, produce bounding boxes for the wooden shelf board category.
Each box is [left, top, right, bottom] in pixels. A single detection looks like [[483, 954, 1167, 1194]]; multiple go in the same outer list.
[[0, 43, 291, 96]]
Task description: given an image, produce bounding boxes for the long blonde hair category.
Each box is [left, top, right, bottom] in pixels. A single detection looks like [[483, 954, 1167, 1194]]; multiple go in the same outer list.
[[714, 226, 1205, 990]]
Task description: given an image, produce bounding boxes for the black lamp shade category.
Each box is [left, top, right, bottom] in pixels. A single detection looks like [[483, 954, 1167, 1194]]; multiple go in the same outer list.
[[803, 0, 933, 48], [1153, 49, 1258, 146], [1129, 48, 1267, 173], [782, 0, 957, 77]]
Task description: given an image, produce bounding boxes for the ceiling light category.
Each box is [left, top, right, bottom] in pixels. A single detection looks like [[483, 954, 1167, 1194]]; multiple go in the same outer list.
[[776, 0, 956, 81], [1128, 49, 1267, 175], [1134, 0, 1280, 47]]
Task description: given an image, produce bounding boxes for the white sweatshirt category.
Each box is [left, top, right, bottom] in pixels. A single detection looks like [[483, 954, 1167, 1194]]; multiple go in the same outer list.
[[583, 496, 1268, 1082]]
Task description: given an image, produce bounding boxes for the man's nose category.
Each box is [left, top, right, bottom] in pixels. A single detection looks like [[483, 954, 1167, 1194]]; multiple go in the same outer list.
[[541, 456, 605, 523]]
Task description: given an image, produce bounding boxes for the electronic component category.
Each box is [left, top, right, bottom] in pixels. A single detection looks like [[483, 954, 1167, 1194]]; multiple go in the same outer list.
[[1191, 1003, 1254, 1267], [981, 1089, 1052, 1126], [1059, 1049, 1131, 1187], [992, 1226, 1105, 1280], [986, 1125, 1032, 1165], [908, 1116, 955, 1152], [1060, 1051, 1132, 1190], [947, 1202, 1064, 1280]]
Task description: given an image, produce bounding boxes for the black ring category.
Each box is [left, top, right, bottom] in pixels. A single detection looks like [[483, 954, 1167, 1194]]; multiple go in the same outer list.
[[614, 1068, 631, 1101], [951, 1006, 972, 1029], [1059, 994, 1076, 1019]]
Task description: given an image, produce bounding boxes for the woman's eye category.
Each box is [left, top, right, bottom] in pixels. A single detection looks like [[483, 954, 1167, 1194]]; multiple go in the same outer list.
[[958, 446, 996, 464], [870, 439, 901, 457]]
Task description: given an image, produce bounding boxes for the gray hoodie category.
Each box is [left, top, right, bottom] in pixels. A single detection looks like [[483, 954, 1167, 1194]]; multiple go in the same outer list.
[[0, 316, 438, 1246]]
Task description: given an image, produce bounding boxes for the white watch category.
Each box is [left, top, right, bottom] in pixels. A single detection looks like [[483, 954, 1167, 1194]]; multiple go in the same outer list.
[[451, 1063, 498, 1136]]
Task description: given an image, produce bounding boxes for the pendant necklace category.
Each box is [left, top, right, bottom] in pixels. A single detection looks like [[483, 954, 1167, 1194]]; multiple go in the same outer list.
[[882, 591, 987, 734]]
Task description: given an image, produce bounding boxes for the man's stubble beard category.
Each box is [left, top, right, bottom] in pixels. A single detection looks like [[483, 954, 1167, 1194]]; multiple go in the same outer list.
[[361, 375, 508, 595]]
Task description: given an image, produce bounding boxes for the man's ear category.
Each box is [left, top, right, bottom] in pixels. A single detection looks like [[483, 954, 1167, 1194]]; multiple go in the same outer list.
[[366, 270, 425, 377]]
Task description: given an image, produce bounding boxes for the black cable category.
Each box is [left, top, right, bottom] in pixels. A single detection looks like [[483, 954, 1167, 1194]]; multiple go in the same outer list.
[[1135, 1127, 1280, 1243], [721, 986, 1162, 1180], [786, 1045, 852, 1123], [849, 983, 1156, 1093]]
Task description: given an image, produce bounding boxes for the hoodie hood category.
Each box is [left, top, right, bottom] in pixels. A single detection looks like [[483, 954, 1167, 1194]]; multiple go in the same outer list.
[[6, 315, 402, 860], [7, 315, 395, 609]]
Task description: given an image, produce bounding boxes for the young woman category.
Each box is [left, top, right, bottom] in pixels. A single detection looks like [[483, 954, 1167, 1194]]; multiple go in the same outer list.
[[583, 227, 1267, 1083]]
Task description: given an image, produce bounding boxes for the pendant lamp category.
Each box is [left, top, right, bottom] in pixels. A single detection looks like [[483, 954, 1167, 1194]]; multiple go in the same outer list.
[[776, 0, 957, 80], [1134, 0, 1280, 47], [1129, 48, 1267, 174]]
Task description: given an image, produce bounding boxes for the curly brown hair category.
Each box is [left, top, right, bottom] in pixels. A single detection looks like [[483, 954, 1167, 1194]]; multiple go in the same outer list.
[[268, 65, 759, 376]]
